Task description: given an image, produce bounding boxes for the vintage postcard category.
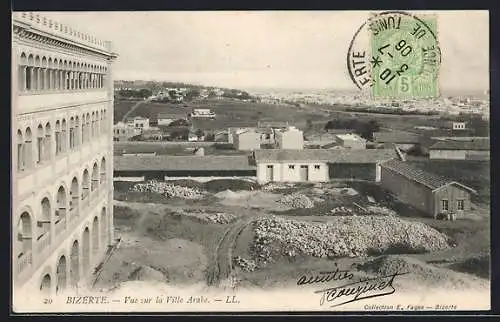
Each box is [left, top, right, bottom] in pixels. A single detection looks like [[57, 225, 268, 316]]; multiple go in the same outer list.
[[11, 10, 490, 313]]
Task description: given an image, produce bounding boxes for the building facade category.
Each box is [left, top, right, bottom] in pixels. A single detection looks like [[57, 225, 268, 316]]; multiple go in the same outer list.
[[380, 160, 475, 218], [113, 122, 141, 141], [452, 122, 467, 130], [127, 116, 149, 131], [275, 126, 304, 150], [429, 138, 490, 160], [234, 130, 261, 151], [254, 149, 397, 184], [12, 12, 117, 301]]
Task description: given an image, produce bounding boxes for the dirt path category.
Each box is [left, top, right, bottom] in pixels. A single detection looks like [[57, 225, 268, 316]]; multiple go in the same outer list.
[[205, 215, 256, 288], [120, 98, 152, 123], [114, 199, 259, 288]]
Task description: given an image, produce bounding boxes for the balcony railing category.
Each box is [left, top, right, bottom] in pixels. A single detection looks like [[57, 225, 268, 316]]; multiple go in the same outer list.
[[37, 233, 51, 253], [17, 251, 33, 274]]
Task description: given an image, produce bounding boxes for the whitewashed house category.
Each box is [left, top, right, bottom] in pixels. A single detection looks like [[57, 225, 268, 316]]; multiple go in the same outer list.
[[253, 149, 398, 184], [275, 126, 304, 150]]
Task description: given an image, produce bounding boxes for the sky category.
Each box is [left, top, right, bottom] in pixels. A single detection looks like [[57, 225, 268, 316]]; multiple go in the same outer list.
[[36, 11, 489, 93]]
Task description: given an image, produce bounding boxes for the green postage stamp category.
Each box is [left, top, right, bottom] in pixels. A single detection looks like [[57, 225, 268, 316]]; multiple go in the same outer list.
[[348, 11, 441, 99]]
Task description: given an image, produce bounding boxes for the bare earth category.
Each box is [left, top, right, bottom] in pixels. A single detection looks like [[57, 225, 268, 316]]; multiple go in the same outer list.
[[94, 181, 490, 296]]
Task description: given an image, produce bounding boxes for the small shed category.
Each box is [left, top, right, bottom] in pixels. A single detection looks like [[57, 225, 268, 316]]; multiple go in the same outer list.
[[380, 160, 476, 218]]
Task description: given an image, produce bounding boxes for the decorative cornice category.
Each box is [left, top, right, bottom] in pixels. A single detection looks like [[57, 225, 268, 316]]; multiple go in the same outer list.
[[13, 25, 116, 61], [12, 12, 118, 60]]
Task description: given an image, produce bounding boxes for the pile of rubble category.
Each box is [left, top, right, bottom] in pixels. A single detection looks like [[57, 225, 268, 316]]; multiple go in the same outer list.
[[278, 193, 315, 209], [130, 181, 205, 199], [232, 256, 258, 272], [262, 183, 294, 191], [251, 215, 451, 263], [328, 206, 354, 216], [205, 212, 236, 224], [366, 205, 397, 216]]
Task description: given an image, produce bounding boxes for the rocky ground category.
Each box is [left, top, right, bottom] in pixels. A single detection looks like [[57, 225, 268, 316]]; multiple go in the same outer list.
[[250, 215, 452, 263], [98, 179, 490, 296]]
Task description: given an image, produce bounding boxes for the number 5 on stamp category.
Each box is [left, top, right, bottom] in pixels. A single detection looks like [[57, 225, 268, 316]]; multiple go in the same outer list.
[[399, 76, 410, 94]]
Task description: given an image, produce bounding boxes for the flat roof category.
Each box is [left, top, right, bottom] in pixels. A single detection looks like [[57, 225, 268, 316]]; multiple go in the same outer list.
[[114, 155, 255, 171], [373, 131, 421, 144], [336, 134, 365, 142], [254, 148, 397, 163]]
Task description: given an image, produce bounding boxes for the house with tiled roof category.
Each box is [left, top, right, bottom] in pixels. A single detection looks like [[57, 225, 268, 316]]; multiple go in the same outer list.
[[380, 160, 476, 218], [114, 155, 256, 179], [429, 137, 490, 160]]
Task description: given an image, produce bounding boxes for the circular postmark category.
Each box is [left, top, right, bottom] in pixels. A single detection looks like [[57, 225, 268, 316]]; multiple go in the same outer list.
[[347, 11, 442, 98]]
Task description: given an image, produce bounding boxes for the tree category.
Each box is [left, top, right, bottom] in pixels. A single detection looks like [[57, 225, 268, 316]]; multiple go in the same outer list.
[[168, 90, 178, 98], [195, 129, 205, 139], [185, 89, 200, 101], [139, 88, 152, 98], [205, 133, 215, 142], [169, 128, 189, 141], [169, 119, 189, 127], [358, 120, 381, 141], [407, 144, 429, 157]]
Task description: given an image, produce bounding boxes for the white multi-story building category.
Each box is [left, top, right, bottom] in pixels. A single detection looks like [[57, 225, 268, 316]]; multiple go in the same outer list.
[[11, 12, 118, 303], [275, 126, 304, 150]]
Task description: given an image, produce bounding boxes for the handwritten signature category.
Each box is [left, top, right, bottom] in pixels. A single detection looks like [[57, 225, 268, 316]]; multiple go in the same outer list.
[[297, 268, 355, 286], [312, 271, 409, 308]]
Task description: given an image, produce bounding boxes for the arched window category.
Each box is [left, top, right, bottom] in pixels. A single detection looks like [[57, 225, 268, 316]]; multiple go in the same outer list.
[[69, 177, 79, 220], [82, 227, 90, 272], [41, 57, 47, 91], [91, 162, 99, 194], [17, 212, 33, 273], [100, 157, 106, 185], [55, 121, 61, 155], [61, 119, 67, 152], [70, 240, 79, 287], [55, 186, 67, 235], [81, 114, 86, 144], [70, 71, 74, 90], [65, 71, 70, 90], [69, 117, 75, 149], [92, 217, 99, 255], [74, 116, 80, 147], [37, 197, 51, 252], [47, 58, 53, 90], [102, 110, 107, 133], [56, 256, 67, 293], [36, 124, 44, 164], [33, 55, 40, 91], [40, 274, 51, 295], [82, 169, 90, 208], [17, 130, 24, 172], [19, 53, 27, 91], [53, 59, 59, 90], [44, 122, 51, 161], [25, 128, 33, 169]]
